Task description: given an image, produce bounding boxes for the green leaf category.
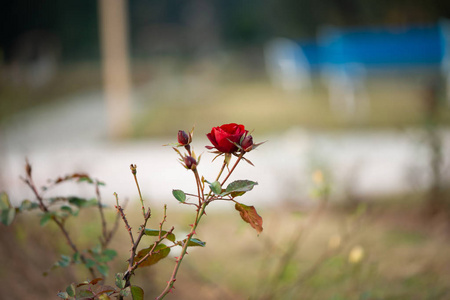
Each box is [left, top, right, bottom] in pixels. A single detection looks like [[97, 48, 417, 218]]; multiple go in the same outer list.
[[72, 252, 81, 264], [0, 193, 15, 226], [40, 212, 53, 226], [115, 273, 126, 289], [210, 181, 222, 195], [19, 199, 39, 211], [66, 283, 76, 297], [56, 255, 71, 268], [77, 290, 94, 298], [183, 237, 206, 247], [91, 244, 102, 255], [131, 285, 144, 300], [85, 259, 96, 268], [98, 294, 112, 300], [102, 249, 117, 262], [57, 291, 69, 299], [1, 207, 15, 226], [120, 287, 131, 297], [134, 244, 170, 268], [235, 202, 263, 234], [96, 264, 109, 277], [144, 229, 176, 243], [60, 205, 74, 215], [172, 189, 186, 203], [68, 197, 97, 208], [0, 192, 10, 210], [77, 176, 94, 184], [224, 180, 258, 197]]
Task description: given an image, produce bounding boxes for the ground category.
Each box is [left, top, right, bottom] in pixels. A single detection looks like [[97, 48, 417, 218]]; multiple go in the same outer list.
[[1, 195, 450, 300]]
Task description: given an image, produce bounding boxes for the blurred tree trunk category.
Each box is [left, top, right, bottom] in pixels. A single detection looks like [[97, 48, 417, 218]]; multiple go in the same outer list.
[[423, 80, 445, 217], [98, 0, 132, 139]]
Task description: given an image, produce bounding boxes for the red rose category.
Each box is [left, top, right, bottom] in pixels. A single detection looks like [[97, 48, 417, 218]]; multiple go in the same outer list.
[[206, 123, 248, 153]]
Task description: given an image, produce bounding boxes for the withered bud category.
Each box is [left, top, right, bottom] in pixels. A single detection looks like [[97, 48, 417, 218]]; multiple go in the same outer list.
[[241, 135, 254, 152], [183, 156, 197, 170], [178, 130, 191, 146], [130, 164, 137, 175], [25, 160, 32, 177]]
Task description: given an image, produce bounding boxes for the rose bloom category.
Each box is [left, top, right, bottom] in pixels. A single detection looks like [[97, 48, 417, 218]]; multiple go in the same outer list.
[[206, 123, 248, 153]]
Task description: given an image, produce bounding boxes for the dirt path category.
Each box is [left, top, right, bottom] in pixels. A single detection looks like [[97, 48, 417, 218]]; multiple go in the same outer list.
[[1, 92, 449, 207]]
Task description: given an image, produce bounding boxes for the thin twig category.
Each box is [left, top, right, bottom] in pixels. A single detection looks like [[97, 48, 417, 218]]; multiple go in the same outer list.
[[156, 201, 207, 300], [130, 164, 146, 217], [22, 163, 97, 278], [133, 226, 175, 270], [96, 181, 108, 248], [102, 199, 126, 247], [115, 202, 135, 246]]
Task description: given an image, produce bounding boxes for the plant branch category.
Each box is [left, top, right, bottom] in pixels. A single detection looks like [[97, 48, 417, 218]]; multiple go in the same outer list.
[[96, 181, 108, 248], [115, 196, 135, 247], [215, 161, 227, 182], [130, 164, 146, 217], [220, 152, 245, 186], [156, 201, 207, 300], [22, 164, 97, 278]]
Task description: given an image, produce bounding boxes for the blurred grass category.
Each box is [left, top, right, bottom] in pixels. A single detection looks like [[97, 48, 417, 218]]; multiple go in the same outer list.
[[0, 63, 102, 123], [2, 59, 450, 137], [131, 59, 450, 137]]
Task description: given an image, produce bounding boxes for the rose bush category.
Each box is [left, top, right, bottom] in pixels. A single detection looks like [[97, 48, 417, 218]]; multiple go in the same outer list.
[[206, 123, 248, 153]]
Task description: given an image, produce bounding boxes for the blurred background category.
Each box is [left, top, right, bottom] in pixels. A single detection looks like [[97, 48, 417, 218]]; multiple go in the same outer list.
[[2, 0, 450, 299]]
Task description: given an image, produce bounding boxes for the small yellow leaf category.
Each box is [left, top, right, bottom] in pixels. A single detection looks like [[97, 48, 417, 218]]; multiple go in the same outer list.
[[235, 203, 263, 234]]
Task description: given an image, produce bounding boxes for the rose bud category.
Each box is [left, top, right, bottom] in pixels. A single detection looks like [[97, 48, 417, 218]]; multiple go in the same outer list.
[[241, 135, 253, 152], [183, 156, 197, 170], [178, 130, 190, 145]]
